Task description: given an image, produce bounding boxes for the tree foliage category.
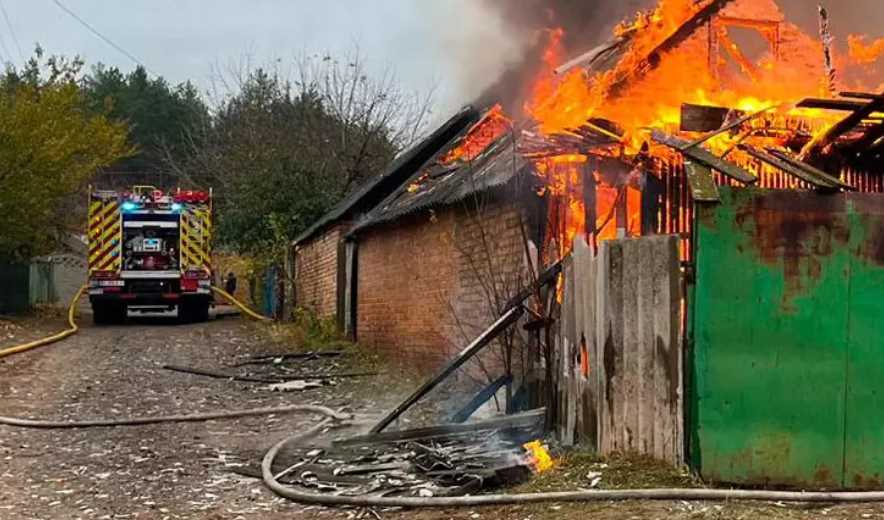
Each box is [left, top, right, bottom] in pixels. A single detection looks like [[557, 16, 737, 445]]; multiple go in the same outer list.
[[170, 50, 434, 262], [83, 65, 209, 183], [0, 49, 132, 260]]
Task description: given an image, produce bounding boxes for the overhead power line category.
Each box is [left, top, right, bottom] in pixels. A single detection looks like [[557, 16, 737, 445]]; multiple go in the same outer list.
[[0, 0, 24, 62], [51, 0, 155, 74]]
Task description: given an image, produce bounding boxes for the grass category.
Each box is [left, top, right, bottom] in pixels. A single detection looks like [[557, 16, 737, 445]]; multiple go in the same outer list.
[[515, 447, 700, 493]]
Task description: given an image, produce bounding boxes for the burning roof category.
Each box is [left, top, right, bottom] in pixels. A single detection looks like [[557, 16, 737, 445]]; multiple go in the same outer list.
[[351, 105, 536, 233], [350, 0, 883, 255]]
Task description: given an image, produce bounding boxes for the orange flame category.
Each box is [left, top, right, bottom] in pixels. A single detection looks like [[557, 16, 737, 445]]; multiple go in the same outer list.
[[441, 104, 512, 165], [849, 35, 884, 66], [518, 0, 865, 258], [523, 440, 555, 473]]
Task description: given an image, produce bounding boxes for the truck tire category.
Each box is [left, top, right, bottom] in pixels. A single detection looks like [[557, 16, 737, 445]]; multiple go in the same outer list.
[[93, 303, 126, 325], [179, 301, 209, 324]]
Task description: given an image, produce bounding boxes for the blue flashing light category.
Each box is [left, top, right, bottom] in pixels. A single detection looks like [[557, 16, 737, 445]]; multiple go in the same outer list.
[[121, 201, 138, 212], [171, 203, 183, 212]]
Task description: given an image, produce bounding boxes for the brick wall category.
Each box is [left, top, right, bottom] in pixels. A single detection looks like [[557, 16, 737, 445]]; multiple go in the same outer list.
[[356, 192, 529, 369], [294, 222, 347, 319]]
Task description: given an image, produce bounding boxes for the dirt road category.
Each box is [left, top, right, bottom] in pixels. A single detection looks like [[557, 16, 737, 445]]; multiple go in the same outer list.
[[0, 314, 364, 519], [4, 315, 884, 520]]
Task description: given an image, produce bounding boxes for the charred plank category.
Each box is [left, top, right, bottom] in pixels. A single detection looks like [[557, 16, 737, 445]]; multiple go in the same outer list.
[[337, 408, 546, 446], [651, 130, 757, 184]]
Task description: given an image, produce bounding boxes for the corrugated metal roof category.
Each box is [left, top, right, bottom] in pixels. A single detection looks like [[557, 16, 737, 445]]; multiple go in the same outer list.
[[292, 106, 480, 246], [349, 127, 536, 234]]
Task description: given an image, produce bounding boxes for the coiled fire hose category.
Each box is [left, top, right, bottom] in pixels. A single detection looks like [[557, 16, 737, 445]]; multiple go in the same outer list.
[[0, 285, 87, 359], [262, 419, 884, 507]]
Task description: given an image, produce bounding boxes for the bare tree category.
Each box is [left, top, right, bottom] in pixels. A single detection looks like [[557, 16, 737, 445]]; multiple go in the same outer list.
[[163, 46, 436, 263]]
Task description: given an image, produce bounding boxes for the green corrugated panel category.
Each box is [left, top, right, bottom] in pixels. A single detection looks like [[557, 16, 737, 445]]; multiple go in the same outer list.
[[691, 187, 884, 488]]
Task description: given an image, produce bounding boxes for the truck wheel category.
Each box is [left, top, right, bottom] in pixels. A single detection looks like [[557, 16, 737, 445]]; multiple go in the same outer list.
[[192, 303, 210, 323], [92, 304, 109, 325], [178, 302, 209, 324], [93, 303, 126, 325]]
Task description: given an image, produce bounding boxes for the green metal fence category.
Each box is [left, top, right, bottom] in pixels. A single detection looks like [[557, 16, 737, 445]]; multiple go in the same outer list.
[[691, 186, 884, 489]]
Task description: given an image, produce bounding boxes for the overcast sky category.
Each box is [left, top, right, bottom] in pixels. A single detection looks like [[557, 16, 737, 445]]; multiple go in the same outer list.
[[3, 0, 521, 118], [5, 1, 883, 120]]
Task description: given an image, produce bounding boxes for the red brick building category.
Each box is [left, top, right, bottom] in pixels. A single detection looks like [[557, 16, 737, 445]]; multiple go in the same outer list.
[[291, 107, 477, 328], [348, 140, 540, 365], [292, 106, 546, 366]]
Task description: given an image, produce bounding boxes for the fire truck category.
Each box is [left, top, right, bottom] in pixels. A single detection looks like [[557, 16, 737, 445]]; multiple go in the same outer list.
[[87, 186, 214, 324]]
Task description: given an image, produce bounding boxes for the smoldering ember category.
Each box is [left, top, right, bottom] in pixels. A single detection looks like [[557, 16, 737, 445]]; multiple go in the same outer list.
[[2, 0, 884, 518]]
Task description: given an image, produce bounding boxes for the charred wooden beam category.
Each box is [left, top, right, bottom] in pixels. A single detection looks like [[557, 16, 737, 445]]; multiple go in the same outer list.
[[738, 144, 841, 190], [337, 408, 546, 446], [682, 104, 778, 150], [368, 306, 525, 433], [797, 98, 869, 112], [163, 364, 286, 384], [247, 351, 346, 362], [449, 374, 513, 423], [554, 36, 630, 76], [766, 148, 855, 190], [839, 91, 884, 101], [801, 91, 884, 160], [651, 130, 757, 184], [684, 161, 720, 202], [847, 122, 884, 155], [680, 103, 735, 132], [608, 0, 737, 99]]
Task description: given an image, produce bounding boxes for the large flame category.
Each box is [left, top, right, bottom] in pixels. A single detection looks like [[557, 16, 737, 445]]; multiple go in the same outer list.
[[517, 0, 867, 257]]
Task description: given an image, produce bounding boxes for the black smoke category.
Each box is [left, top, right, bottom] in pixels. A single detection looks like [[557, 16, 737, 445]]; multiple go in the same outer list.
[[473, 0, 653, 115]]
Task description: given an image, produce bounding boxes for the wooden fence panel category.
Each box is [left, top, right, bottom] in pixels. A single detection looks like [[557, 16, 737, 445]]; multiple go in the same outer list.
[[555, 235, 682, 464]]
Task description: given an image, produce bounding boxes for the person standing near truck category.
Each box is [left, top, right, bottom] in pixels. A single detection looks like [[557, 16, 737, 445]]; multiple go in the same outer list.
[[225, 272, 237, 295]]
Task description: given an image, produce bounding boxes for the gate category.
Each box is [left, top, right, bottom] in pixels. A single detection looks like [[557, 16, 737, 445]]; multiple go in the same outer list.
[[691, 186, 884, 488]]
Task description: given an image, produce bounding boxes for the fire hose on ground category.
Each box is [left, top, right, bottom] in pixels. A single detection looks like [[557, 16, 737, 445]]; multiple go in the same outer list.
[[261, 417, 884, 507], [211, 286, 272, 321], [0, 283, 271, 361], [0, 405, 349, 429], [0, 285, 87, 359], [6, 286, 884, 506]]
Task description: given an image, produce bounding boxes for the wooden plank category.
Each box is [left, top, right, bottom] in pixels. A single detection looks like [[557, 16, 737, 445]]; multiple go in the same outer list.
[[737, 144, 840, 190], [652, 130, 757, 184], [554, 36, 629, 76], [681, 104, 777, 150], [335, 409, 546, 446], [680, 103, 732, 133], [801, 91, 884, 159], [685, 161, 721, 202], [621, 239, 640, 452], [839, 91, 884, 101], [796, 98, 868, 111], [586, 240, 600, 449], [655, 236, 682, 464], [563, 256, 577, 446], [766, 149, 855, 190], [370, 305, 525, 433], [449, 374, 513, 423], [597, 240, 615, 454], [571, 237, 587, 442], [637, 238, 656, 456]]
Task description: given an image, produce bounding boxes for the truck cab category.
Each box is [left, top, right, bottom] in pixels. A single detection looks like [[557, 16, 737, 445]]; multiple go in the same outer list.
[[87, 186, 214, 324]]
